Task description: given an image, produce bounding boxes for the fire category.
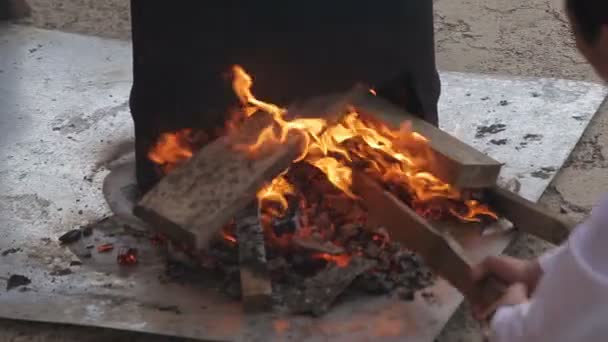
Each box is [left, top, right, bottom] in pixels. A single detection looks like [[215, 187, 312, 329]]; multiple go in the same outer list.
[[148, 129, 194, 174], [148, 65, 498, 267], [257, 174, 295, 217], [228, 66, 496, 222]]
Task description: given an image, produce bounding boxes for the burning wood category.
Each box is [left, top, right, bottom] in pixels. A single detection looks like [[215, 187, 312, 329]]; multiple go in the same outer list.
[[350, 94, 503, 189], [135, 82, 366, 252], [352, 171, 505, 307], [135, 65, 523, 313]]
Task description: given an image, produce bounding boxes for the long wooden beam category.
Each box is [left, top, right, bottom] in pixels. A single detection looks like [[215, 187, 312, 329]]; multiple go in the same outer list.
[[352, 171, 505, 308], [352, 94, 503, 189], [486, 187, 574, 244]]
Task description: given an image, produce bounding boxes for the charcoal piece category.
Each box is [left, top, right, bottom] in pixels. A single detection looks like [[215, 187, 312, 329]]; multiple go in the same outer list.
[[293, 236, 344, 255], [336, 223, 361, 242], [6, 274, 31, 291], [286, 257, 376, 316], [364, 243, 380, 259], [313, 213, 333, 238], [82, 225, 93, 237], [70, 261, 83, 266], [267, 257, 289, 275], [1, 248, 21, 256], [291, 254, 326, 276], [58, 229, 82, 244], [50, 268, 72, 276], [352, 272, 395, 294], [272, 214, 297, 237]]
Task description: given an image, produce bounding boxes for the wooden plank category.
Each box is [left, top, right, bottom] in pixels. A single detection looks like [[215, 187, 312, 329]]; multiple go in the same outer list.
[[134, 111, 302, 250], [134, 87, 368, 251], [486, 187, 575, 244], [352, 171, 505, 308], [235, 206, 272, 312], [286, 257, 376, 316], [351, 94, 503, 188]]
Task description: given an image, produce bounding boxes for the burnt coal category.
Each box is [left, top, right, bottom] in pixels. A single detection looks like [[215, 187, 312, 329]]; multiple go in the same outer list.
[[50, 268, 72, 276], [1, 248, 21, 256], [6, 274, 31, 291], [58, 229, 81, 244]]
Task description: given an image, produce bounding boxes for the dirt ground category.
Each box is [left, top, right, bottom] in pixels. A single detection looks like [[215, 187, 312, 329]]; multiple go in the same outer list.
[[3, 0, 607, 341]]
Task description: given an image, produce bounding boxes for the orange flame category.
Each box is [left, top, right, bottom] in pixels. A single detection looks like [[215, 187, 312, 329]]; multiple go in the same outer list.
[[257, 174, 295, 217], [229, 66, 496, 222], [149, 65, 497, 224], [148, 129, 194, 174]]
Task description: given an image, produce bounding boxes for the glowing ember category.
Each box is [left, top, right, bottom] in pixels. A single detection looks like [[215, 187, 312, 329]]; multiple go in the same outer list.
[[222, 231, 238, 245], [117, 247, 138, 265], [313, 253, 352, 268], [97, 243, 114, 253]]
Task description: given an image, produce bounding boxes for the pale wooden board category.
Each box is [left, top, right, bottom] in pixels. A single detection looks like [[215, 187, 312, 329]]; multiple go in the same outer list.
[[352, 94, 503, 188]]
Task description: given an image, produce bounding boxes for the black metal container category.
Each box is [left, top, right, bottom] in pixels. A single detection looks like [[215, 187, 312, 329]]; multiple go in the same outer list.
[[129, 0, 440, 192]]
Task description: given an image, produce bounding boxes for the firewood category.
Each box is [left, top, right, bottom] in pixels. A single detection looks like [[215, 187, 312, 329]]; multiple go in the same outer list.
[[235, 207, 273, 312], [292, 236, 344, 255], [486, 187, 574, 244], [351, 171, 505, 309], [134, 87, 368, 251], [351, 94, 503, 188], [286, 256, 376, 316]]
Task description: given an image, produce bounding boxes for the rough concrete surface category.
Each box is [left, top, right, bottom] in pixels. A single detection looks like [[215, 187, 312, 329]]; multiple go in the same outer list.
[[3, 0, 607, 341]]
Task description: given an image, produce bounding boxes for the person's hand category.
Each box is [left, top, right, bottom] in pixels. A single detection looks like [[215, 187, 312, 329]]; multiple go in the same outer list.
[[473, 282, 529, 320], [470, 256, 542, 320]]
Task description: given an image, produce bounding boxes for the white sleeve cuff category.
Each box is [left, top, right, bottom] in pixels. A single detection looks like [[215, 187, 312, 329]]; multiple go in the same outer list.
[[490, 302, 532, 342], [538, 245, 566, 274]]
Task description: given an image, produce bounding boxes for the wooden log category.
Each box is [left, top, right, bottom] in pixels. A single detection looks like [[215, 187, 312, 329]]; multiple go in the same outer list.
[[235, 206, 272, 312], [286, 256, 376, 316], [351, 94, 503, 189], [134, 87, 368, 251], [352, 171, 505, 308], [486, 187, 574, 244]]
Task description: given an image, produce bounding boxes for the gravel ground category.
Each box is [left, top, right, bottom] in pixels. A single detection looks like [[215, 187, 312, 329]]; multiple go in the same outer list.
[[3, 0, 607, 341]]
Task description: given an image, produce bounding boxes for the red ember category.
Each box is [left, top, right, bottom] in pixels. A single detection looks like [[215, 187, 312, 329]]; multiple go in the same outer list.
[[117, 247, 138, 265], [97, 243, 114, 253]]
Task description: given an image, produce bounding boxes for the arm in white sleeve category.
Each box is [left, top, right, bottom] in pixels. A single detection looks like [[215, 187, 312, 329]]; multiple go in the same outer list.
[[490, 195, 608, 342]]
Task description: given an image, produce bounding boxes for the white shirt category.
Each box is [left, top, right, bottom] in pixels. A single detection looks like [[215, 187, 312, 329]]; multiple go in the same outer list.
[[491, 195, 608, 342]]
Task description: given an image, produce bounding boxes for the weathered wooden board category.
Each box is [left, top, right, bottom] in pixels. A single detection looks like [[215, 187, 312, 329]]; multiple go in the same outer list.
[[352, 171, 505, 307], [235, 207, 273, 312], [487, 187, 574, 244], [134, 88, 368, 251], [286, 257, 377, 316], [352, 94, 503, 188], [134, 110, 304, 250]]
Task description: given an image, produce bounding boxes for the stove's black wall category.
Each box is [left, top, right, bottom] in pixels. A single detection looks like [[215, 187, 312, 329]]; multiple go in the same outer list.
[[129, 1, 440, 192]]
